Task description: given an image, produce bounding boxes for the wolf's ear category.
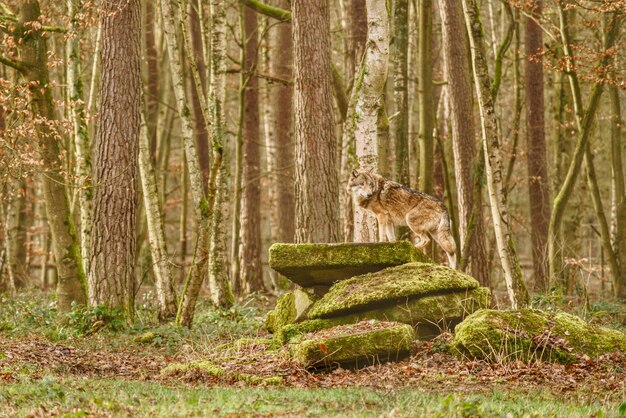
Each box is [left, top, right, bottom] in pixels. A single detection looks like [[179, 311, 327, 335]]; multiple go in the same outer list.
[[351, 169, 358, 178]]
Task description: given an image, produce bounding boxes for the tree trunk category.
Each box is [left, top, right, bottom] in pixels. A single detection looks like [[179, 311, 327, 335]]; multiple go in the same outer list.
[[462, 0, 529, 308], [417, 0, 434, 194], [609, 83, 625, 299], [160, 0, 217, 325], [206, 0, 235, 308], [270, 0, 295, 244], [89, 0, 141, 318], [293, 0, 340, 243], [17, 0, 87, 311], [393, 0, 409, 185], [340, 0, 368, 242], [352, 0, 389, 243], [67, 0, 92, 276], [439, 0, 489, 285], [237, 5, 264, 294], [138, 111, 177, 321], [524, 0, 550, 291]]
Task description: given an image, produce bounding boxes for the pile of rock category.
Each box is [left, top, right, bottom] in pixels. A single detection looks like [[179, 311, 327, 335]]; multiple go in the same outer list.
[[266, 241, 490, 368]]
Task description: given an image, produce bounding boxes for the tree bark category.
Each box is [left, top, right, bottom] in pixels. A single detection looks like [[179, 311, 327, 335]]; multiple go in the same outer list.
[[439, 0, 489, 285], [293, 0, 340, 243], [609, 83, 625, 299], [89, 0, 141, 318], [524, 0, 550, 291], [206, 0, 235, 308], [237, 5, 264, 294], [462, 0, 529, 308], [270, 0, 295, 243], [393, 0, 409, 185], [417, 0, 434, 194], [352, 0, 389, 243]]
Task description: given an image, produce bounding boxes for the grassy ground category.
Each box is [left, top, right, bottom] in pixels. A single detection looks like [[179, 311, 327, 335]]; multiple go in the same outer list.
[[0, 291, 625, 417]]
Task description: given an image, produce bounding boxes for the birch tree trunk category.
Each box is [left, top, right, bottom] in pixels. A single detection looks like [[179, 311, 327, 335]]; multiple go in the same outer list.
[[353, 0, 389, 243], [439, 0, 489, 286], [293, 0, 340, 243], [138, 111, 177, 321], [160, 0, 211, 326], [67, 0, 92, 275], [462, 0, 529, 308], [206, 0, 235, 308], [89, 0, 141, 319]]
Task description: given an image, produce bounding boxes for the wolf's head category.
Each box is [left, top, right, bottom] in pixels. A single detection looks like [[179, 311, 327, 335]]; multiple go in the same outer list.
[[348, 170, 380, 201]]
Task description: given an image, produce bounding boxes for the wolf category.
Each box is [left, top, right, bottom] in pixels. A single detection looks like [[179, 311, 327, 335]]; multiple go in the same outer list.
[[348, 170, 457, 268]]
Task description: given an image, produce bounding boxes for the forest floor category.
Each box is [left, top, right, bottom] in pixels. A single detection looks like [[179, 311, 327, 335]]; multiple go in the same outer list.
[[0, 291, 625, 417]]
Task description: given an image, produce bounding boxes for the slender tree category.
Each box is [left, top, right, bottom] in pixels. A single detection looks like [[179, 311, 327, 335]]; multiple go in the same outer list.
[[524, 0, 550, 291], [462, 0, 529, 308], [352, 0, 389, 243], [233, 5, 264, 294], [293, 0, 340, 243], [417, 0, 434, 193], [393, 0, 409, 185]]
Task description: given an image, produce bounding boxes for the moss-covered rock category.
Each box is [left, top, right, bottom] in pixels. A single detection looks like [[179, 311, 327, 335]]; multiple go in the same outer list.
[[309, 262, 481, 319], [265, 292, 296, 334], [451, 309, 626, 364], [269, 241, 429, 288], [290, 320, 414, 369], [278, 288, 490, 344]]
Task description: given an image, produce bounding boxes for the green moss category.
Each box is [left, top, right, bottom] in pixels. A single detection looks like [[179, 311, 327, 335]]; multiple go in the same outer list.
[[135, 332, 157, 344], [269, 241, 429, 287], [267, 292, 296, 335], [277, 318, 355, 346], [451, 309, 626, 364], [309, 263, 480, 319], [161, 361, 225, 376], [290, 321, 414, 368]]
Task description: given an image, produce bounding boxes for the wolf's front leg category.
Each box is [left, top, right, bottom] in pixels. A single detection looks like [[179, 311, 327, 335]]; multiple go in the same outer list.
[[385, 223, 396, 242], [377, 220, 387, 242]]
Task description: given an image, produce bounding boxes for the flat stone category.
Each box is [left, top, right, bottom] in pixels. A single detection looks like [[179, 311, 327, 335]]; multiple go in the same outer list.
[[269, 241, 429, 288], [452, 309, 626, 364], [290, 320, 414, 369], [277, 287, 490, 344], [308, 262, 481, 319], [293, 288, 318, 323]]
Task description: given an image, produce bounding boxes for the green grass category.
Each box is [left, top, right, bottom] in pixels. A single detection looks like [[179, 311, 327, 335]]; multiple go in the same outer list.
[[0, 375, 622, 417]]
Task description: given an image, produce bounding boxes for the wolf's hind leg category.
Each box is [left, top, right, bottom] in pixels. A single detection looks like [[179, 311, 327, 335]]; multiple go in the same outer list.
[[432, 228, 457, 269]]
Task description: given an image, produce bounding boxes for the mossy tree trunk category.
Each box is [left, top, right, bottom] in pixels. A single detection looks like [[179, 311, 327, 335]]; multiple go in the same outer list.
[[11, 0, 87, 311], [461, 0, 529, 308], [67, 0, 92, 276], [353, 0, 389, 243], [138, 109, 177, 321], [206, 0, 235, 308]]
